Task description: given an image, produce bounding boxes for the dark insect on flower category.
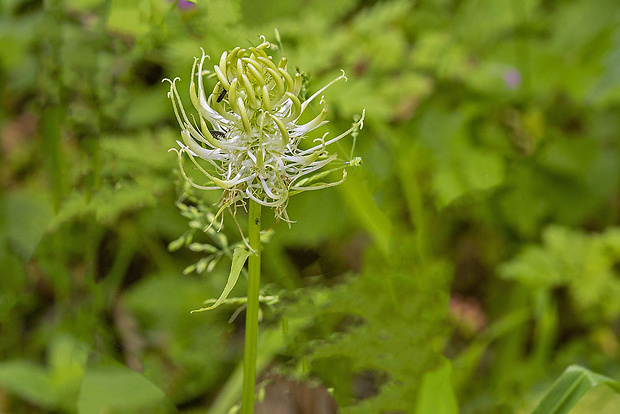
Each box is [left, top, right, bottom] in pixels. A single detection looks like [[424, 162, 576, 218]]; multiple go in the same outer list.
[[216, 87, 227, 103], [210, 130, 225, 139]]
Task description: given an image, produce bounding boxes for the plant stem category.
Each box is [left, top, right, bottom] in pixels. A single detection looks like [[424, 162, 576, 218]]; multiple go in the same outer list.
[[241, 200, 262, 414]]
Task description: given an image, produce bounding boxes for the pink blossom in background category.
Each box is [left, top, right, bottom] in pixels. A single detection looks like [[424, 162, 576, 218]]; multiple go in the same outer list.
[[504, 67, 521, 90], [168, 0, 195, 10]]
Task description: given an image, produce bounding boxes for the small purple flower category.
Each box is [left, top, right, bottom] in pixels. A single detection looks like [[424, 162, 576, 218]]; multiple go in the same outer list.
[[504, 68, 521, 90], [168, 0, 195, 10]]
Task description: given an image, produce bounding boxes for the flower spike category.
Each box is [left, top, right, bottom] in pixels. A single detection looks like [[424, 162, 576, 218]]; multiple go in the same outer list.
[[165, 38, 364, 221]]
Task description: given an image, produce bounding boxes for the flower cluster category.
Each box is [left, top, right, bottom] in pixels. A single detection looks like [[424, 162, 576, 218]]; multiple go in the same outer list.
[[165, 38, 364, 221]]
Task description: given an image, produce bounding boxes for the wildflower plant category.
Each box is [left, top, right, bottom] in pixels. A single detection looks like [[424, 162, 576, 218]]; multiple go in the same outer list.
[[164, 36, 363, 414]]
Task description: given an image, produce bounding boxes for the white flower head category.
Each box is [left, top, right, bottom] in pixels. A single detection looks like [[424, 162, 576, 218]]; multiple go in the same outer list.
[[165, 38, 364, 222]]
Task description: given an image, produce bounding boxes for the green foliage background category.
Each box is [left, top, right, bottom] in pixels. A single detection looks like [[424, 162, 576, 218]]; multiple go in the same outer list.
[[1, 0, 620, 413]]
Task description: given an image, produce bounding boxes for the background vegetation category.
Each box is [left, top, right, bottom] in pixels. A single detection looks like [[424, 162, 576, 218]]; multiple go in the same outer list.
[[1, 0, 620, 413]]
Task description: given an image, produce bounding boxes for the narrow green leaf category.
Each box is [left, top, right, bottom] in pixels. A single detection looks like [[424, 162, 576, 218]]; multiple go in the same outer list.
[[192, 247, 251, 312], [532, 365, 620, 414]]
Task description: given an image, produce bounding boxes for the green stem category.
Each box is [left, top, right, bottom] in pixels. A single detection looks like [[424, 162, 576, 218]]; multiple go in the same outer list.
[[241, 200, 262, 414]]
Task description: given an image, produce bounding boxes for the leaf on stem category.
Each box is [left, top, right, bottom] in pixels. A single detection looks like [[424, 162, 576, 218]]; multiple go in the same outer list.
[[191, 246, 252, 313]]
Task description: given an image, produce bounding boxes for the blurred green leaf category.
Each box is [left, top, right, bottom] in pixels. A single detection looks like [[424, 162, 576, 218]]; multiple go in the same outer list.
[[532, 365, 620, 414], [78, 364, 177, 414], [418, 106, 506, 207], [501, 226, 620, 321], [107, 0, 151, 36], [339, 170, 392, 256], [0, 360, 58, 408], [5, 188, 54, 261], [416, 358, 458, 414]]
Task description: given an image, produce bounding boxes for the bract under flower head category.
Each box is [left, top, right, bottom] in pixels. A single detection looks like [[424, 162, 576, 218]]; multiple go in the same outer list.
[[165, 38, 364, 222]]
